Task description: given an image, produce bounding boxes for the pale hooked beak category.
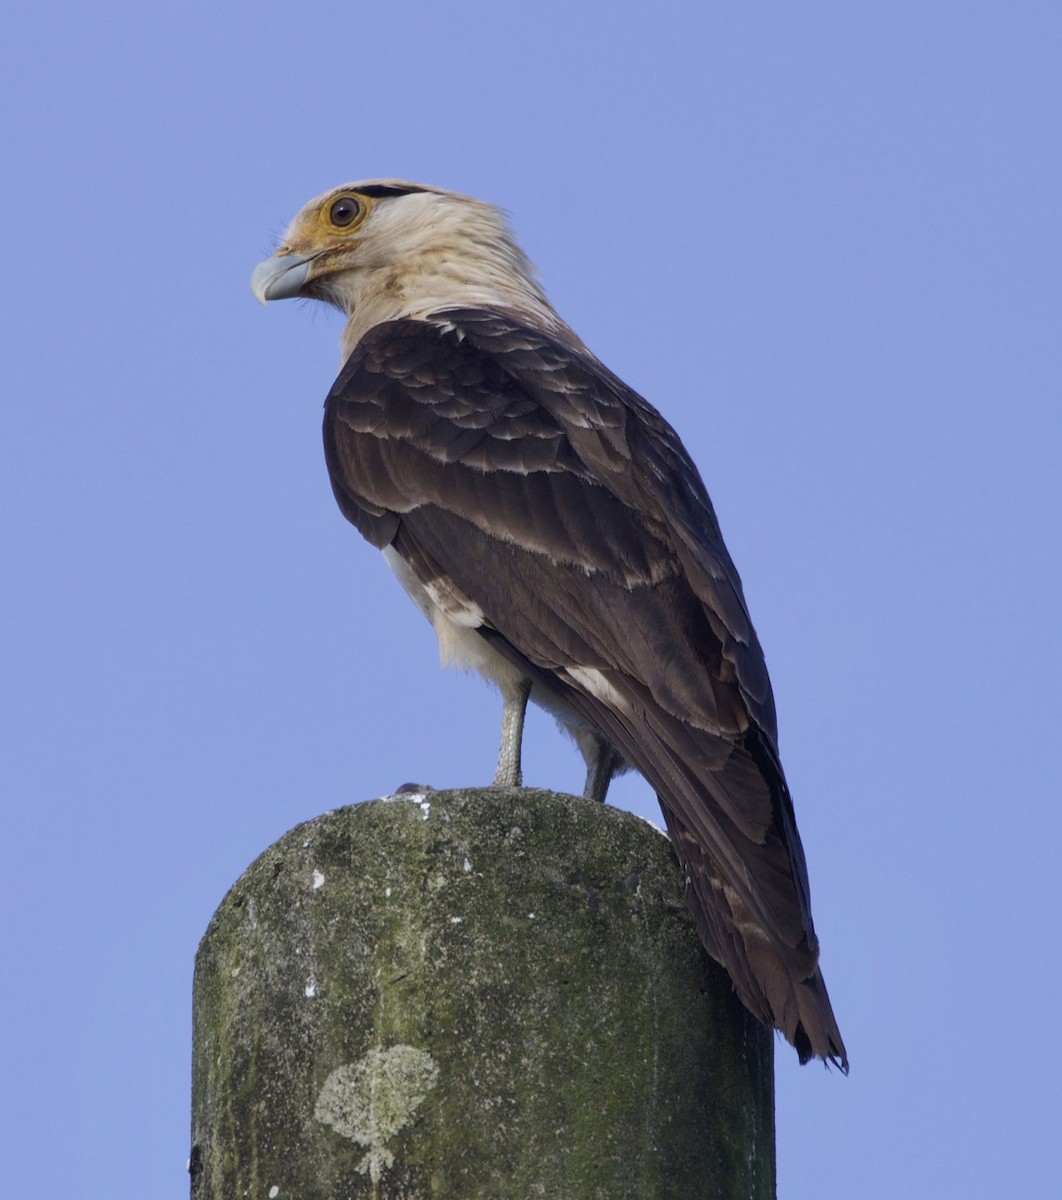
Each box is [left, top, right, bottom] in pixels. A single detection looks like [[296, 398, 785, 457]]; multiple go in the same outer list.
[[250, 252, 316, 304]]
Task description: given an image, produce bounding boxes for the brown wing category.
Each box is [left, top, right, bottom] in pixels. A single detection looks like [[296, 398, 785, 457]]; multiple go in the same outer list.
[[323, 308, 847, 1068]]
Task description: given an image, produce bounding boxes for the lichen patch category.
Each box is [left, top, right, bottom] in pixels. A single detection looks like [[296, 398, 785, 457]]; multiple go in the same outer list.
[[313, 1045, 439, 1183]]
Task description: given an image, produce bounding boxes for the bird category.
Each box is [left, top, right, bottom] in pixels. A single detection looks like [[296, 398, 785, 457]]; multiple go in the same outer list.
[[251, 180, 847, 1070]]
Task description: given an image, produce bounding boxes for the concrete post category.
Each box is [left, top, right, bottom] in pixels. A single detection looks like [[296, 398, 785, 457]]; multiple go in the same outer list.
[[190, 788, 774, 1198]]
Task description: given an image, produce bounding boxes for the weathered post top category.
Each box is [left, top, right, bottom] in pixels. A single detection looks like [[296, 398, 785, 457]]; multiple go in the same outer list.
[[191, 788, 775, 1198]]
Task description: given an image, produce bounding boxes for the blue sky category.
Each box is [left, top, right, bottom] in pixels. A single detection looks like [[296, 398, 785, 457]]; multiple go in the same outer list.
[[2, 2, 1060, 1196]]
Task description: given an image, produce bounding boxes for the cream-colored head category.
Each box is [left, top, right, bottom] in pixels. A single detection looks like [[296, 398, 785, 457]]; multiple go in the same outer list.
[[251, 180, 568, 357]]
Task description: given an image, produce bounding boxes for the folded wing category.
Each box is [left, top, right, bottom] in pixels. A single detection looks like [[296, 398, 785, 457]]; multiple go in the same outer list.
[[323, 308, 847, 1068]]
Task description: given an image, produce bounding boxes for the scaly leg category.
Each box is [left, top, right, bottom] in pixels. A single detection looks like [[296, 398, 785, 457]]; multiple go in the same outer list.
[[492, 677, 532, 788], [581, 732, 625, 804]]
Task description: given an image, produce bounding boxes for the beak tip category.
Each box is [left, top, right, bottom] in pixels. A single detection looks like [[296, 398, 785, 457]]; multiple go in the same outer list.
[[250, 254, 312, 305]]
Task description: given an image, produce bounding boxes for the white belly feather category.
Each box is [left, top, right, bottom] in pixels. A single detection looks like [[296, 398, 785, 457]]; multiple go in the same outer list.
[[380, 545, 526, 692], [380, 545, 629, 785]]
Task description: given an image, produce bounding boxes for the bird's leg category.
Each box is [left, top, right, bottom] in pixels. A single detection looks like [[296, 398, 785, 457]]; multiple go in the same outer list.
[[492, 677, 531, 788], [582, 733, 624, 804]]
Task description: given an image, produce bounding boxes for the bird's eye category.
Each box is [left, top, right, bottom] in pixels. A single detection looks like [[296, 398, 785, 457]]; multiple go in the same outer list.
[[329, 197, 361, 228]]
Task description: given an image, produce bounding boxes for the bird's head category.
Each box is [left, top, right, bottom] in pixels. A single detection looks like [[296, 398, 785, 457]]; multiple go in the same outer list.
[[251, 180, 558, 353]]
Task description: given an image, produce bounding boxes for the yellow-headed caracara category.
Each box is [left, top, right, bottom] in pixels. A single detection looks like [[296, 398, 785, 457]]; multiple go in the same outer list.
[[251, 180, 847, 1069]]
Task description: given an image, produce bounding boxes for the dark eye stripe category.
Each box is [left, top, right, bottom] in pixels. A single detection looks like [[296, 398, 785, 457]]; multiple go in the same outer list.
[[355, 183, 429, 200]]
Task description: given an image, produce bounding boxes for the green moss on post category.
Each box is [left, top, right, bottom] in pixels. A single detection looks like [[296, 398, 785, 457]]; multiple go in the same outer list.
[[190, 789, 775, 1198]]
